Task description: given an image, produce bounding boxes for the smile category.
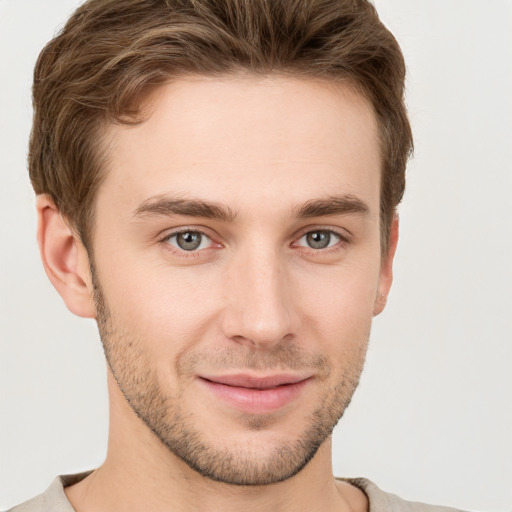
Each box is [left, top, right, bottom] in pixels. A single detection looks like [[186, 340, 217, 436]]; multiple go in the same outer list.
[[197, 373, 312, 414]]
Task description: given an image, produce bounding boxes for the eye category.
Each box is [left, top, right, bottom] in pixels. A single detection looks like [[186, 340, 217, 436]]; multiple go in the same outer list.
[[165, 230, 212, 252], [296, 230, 341, 250]]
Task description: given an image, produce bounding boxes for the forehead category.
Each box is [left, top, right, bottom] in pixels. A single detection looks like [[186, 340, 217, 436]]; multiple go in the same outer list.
[[99, 74, 381, 216]]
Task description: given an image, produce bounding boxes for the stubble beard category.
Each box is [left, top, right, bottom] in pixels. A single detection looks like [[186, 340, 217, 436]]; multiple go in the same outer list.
[[91, 267, 368, 486]]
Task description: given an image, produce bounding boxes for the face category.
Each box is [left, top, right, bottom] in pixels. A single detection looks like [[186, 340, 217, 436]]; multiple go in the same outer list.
[[90, 75, 389, 485]]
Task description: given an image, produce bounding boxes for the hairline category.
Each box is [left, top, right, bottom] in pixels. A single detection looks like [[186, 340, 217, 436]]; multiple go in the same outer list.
[[78, 71, 392, 259]]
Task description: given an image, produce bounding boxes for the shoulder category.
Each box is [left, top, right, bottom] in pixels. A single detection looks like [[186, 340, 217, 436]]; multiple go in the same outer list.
[[341, 477, 468, 512], [6, 473, 91, 512]]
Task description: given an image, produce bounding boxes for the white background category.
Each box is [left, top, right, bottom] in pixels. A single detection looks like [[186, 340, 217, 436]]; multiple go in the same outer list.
[[1, 1, 511, 510]]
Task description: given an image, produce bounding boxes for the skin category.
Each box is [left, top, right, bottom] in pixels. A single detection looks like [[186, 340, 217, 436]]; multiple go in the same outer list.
[[37, 75, 398, 512]]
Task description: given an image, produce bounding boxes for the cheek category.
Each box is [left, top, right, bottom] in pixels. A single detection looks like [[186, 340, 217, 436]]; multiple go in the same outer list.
[[96, 253, 224, 352], [93, 230, 381, 362], [296, 259, 380, 341]]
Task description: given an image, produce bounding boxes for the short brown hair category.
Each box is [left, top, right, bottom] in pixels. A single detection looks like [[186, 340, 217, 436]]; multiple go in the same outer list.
[[30, 0, 413, 254]]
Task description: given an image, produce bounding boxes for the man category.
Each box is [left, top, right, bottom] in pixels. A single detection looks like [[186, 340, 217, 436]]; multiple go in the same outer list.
[[6, 0, 466, 510]]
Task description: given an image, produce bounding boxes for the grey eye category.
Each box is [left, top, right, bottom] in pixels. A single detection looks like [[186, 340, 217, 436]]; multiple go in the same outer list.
[[297, 230, 340, 250], [306, 231, 331, 249], [169, 231, 208, 251]]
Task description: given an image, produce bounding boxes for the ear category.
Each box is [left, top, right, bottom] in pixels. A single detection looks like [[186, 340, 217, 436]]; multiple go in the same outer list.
[[373, 215, 399, 316], [36, 194, 96, 318]]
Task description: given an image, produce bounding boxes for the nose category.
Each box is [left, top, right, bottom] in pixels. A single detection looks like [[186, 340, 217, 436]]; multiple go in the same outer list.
[[221, 247, 298, 349]]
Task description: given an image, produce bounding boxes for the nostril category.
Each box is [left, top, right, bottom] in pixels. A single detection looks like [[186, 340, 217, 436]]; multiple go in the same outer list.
[[228, 332, 295, 349]]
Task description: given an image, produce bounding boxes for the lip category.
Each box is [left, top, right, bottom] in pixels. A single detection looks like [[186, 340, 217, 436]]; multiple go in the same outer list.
[[198, 373, 312, 414]]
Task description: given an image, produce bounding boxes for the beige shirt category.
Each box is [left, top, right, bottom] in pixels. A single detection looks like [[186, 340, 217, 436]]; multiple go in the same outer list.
[[7, 472, 466, 512]]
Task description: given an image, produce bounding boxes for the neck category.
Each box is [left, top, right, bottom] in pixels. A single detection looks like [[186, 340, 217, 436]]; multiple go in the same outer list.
[[65, 373, 367, 512]]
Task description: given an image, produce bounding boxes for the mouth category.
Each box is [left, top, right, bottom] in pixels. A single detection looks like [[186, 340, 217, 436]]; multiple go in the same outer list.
[[197, 373, 312, 414]]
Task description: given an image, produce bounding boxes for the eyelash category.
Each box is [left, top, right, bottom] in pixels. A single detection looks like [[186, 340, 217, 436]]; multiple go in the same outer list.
[[160, 227, 350, 258], [161, 228, 219, 258], [293, 227, 350, 254]]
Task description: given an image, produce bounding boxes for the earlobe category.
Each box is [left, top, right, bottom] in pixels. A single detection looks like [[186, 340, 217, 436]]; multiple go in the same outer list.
[[36, 194, 96, 318], [373, 215, 399, 316]]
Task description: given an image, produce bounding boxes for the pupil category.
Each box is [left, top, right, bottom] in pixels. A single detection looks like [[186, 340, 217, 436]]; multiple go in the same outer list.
[[307, 231, 330, 249], [177, 232, 201, 250]]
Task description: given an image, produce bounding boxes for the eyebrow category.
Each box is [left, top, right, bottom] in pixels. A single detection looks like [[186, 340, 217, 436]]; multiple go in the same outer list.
[[133, 195, 237, 222], [133, 193, 369, 222], [296, 195, 370, 218]]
